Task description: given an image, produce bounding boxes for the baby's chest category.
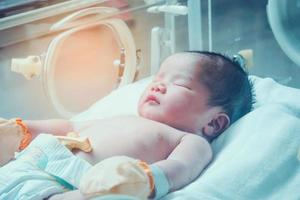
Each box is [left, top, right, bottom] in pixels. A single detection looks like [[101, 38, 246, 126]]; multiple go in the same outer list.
[[76, 122, 178, 164]]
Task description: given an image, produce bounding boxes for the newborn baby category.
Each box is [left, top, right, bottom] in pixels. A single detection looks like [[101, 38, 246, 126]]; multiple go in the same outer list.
[[0, 51, 253, 199]]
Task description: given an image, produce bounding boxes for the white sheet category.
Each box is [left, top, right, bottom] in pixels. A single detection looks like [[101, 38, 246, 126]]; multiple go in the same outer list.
[[71, 76, 300, 200], [71, 77, 151, 122]]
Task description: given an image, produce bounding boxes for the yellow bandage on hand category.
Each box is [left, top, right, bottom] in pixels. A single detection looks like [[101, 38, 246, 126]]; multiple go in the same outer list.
[[55, 132, 92, 153], [79, 156, 154, 200], [0, 118, 32, 166]]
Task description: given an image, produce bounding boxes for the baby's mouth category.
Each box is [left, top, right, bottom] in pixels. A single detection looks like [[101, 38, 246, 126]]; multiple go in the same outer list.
[[146, 95, 160, 104]]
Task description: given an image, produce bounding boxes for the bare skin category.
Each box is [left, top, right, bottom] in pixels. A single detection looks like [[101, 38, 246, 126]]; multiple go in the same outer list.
[[74, 116, 183, 165], [25, 53, 230, 199], [43, 116, 211, 200], [29, 115, 212, 190]]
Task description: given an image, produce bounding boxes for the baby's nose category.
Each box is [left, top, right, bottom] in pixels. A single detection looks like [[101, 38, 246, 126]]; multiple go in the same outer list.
[[151, 83, 166, 94]]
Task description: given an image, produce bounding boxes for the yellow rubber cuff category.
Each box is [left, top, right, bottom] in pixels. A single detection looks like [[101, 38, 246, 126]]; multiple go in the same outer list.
[[138, 160, 155, 196]]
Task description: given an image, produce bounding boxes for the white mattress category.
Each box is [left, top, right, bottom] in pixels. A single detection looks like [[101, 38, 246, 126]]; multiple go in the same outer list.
[[72, 76, 300, 200]]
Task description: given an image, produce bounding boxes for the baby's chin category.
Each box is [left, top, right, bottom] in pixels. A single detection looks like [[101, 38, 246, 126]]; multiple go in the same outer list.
[[138, 109, 153, 120], [138, 108, 163, 123]]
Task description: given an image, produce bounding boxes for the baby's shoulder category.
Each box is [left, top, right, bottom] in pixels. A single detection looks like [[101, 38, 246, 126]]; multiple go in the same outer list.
[[105, 115, 192, 139]]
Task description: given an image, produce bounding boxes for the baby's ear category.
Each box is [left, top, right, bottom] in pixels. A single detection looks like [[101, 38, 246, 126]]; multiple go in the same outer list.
[[202, 113, 230, 140]]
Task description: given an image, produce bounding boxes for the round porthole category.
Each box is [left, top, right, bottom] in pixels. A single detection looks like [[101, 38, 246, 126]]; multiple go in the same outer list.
[[267, 0, 300, 66], [10, 7, 137, 118], [44, 18, 136, 118]]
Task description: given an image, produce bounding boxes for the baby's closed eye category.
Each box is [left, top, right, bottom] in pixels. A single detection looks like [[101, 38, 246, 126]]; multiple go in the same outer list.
[[173, 81, 192, 90]]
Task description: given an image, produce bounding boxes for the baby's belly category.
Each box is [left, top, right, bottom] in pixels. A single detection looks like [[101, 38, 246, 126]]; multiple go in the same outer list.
[[74, 116, 180, 165]]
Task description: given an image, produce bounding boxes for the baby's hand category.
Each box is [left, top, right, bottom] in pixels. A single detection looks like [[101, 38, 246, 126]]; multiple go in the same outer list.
[[0, 118, 24, 166], [79, 156, 152, 200]]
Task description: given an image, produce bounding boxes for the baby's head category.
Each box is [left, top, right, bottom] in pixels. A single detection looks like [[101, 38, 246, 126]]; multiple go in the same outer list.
[[138, 51, 253, 140]]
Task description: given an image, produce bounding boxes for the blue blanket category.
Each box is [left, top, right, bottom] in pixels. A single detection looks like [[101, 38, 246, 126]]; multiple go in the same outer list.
[[163, 77, 300, 200]]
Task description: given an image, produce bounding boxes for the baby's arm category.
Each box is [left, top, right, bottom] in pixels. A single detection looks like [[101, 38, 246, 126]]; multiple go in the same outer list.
[[153, 134, 212, 192], [25, 119, 95, 139], [25, 119, 73, 138], [0, 118, 81, 166]]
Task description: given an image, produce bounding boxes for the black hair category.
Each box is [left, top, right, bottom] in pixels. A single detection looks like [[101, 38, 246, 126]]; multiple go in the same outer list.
[[187, 50, 255, 123]]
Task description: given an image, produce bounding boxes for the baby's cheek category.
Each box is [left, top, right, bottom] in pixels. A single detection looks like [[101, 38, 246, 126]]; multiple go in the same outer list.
[[170, 95, 190, 108], [164, 104, 185, 119]]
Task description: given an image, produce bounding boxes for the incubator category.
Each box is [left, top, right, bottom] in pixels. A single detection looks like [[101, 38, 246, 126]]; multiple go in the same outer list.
[[0, 1, 300, 199], [11, 7, 138, 118], [0, 0, 190, 118], [0, 0, 299, 119]]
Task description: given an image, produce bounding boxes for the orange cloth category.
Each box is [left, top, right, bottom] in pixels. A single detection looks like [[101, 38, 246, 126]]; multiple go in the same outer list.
[[15, 118, 32, 150]]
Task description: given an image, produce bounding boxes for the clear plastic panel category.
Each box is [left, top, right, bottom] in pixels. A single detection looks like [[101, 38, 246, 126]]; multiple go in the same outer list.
[[191, 0, 300, 87], [3, 0, 300, 119], [51, 25, 120, 113]]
